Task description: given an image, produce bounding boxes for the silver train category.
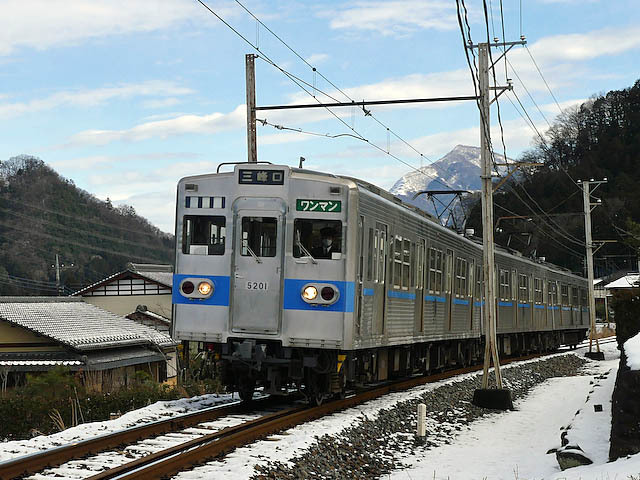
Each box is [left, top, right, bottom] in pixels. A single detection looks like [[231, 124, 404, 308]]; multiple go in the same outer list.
[[172, 163, 589, 403]]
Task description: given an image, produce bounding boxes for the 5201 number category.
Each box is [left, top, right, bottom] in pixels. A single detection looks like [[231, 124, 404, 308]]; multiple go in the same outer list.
[[246, 281, 269, 290]]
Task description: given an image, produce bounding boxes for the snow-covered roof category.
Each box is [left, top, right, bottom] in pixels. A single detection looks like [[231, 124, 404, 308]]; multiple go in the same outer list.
[[604, 274, 640, 289], [0, 297, 176, 351], [625, 332, 640, 371]]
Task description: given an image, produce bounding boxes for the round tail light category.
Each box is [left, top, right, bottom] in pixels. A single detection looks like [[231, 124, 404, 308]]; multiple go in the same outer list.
[[181, 281, 195, 294], [321, 286, 335, 301]]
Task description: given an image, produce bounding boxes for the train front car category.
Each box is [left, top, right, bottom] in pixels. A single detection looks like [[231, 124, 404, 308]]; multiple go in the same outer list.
[[173, 164, 357, 403]]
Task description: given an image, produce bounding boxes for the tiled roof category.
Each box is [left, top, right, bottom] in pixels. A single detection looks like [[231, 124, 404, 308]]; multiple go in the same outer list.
[[72, 268, 173, 295], [136, 271, 173, 288], [0, 297, 176, 351]]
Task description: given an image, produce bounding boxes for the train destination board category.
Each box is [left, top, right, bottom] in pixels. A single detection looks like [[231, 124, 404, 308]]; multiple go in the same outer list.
[[238, 169, 285, 185], [296, 199, 342, 212]]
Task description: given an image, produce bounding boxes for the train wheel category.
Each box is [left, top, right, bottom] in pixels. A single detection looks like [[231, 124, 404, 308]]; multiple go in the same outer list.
[[239, 388, 254, 402], [312, 392, 324, 406]]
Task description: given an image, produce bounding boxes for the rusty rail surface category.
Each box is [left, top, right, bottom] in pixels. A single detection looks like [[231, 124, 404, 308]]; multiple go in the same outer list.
[[0, 398, 269, 480], [83, 353, 548, 480]]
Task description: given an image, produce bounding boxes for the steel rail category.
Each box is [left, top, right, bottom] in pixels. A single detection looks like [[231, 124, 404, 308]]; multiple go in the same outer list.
[[84, 353, 549, 480], [0, 398, 274, 480]]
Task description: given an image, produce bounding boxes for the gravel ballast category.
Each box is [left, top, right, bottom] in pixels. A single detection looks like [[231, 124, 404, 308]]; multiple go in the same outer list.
[[252, 353, 588, 480]]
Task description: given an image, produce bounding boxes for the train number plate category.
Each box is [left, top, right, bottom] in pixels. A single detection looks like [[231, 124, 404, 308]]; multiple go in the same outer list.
[[246, 281, 269, 291]]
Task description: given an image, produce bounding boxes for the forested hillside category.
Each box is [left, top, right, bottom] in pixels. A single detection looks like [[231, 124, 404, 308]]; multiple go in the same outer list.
[[0, 155, 174, 295], [467, 79, 640, 276]]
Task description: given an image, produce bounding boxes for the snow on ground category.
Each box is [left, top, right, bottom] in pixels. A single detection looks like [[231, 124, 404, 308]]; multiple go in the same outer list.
[[0, 392, 238, 462], [173, 348, 608, 479], [625, 332, 640, 370], [391, 340, 640, 480]]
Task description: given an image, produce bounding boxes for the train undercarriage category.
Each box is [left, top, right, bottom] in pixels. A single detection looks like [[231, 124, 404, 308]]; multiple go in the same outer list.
[[197, 329, 586, 405]]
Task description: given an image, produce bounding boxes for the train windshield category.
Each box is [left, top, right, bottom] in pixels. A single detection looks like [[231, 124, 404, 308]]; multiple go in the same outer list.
[[293, 219, 342, 259], [183, 215, 226, 255], [241, 217, 277, 257]]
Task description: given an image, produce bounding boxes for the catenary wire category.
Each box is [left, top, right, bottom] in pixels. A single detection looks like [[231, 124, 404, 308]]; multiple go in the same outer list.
[[196, 0, 457, 191], [524, 45, 564, 114]]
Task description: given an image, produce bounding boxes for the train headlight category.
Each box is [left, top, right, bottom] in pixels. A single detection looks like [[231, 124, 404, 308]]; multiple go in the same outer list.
[[198, 281, 213, 297], [180, 277, 214, 299], [302, 285, 318, 301], [321, 286, 336, 301], [181, 281, 195, 295]]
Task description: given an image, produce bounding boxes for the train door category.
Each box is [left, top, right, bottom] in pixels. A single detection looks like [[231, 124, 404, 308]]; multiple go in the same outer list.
[[373, 222, 388, 335], [445, 249, 454, 330], [355, 215, 365, 336], [414, 238, 426, 333], [230, 198, 285, 334]]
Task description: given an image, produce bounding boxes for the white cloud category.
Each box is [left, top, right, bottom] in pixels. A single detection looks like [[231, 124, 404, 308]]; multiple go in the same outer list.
[[321, 1, 457, 36], [49, 152, 201, 170], [305, 53, 329, 65], [67, 105, 245, 145], [528, 26, 640, 64], [0, 0, 235, 55], [141, 97, 182, 109], [0, 81, 193, 119]]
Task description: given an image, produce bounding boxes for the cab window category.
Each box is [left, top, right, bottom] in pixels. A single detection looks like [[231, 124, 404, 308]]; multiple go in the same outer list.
[[293, 219, 342, 259], [183, 215, 225, 255], [241, 217, 277, 257]]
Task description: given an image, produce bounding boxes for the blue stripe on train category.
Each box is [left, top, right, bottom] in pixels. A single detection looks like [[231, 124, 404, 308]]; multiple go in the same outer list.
[[453, 298, 469, 305], [172, 274, 230, 306], [387, 290, 416, 300], [425, 295, 446, 303], [534, 305, 545, 310], [518, 303, 530, 308], [283, 279, 355, 312], [363, 288, 375, 296], [498, 301, 513, 307]]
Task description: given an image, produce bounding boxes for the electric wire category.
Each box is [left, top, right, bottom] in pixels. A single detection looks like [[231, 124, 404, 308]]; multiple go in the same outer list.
[[234, 0, 438, 165], [505, 57, 551, 128], [196, 0, 456, 192], [0, 197, 172, 240], [257, 118, 366, 141], [0, 206, 171, 254], [525, 45, 563, 114], [0, 221, 162, 264]]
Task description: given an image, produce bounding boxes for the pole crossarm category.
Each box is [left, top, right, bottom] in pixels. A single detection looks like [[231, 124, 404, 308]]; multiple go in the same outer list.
[[492, 162, 540, 192], [592, 239, 617, 255], [255, 95, 479, 111]]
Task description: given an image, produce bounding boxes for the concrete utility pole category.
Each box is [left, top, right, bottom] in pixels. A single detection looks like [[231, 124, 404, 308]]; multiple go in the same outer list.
[[246, 53, 258, 163], [580, 178, 607, 360], [470, 39, 524, 410], [55, 253, 61, 296], [478, 43, 502, 391]]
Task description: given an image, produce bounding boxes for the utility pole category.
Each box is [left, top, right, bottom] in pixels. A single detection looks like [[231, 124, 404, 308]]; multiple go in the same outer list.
[[470, 39, 524, 410], [580, 178, 607, 360], [246, 53, 258, 163], [55, 253, 61, 296]]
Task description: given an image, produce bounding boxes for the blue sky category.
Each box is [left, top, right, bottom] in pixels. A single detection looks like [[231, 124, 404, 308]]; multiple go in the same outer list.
[[1, 0, 639, 232]]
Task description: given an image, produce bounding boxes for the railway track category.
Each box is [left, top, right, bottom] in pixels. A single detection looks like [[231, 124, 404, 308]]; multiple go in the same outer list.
[[1, 351, 566, 480]]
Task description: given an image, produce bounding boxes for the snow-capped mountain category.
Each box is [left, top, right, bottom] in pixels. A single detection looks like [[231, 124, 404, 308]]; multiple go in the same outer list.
[[389, 145, 508, 222]]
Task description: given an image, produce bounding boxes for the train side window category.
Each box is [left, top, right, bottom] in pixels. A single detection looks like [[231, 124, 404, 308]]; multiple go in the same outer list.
[[293, 219, 342, 259], [403, 238, 411, 290], [454, 257, 467, 297], [393, 236, 402, 289], [367, 228, 374, 281], [183, 215, 226, 255], [416, 240, 425, 290], [242, 217, 277, 257], [499, 269, 510, 300], [376, 225, 387, 283], [475, 264, 482, 298], [518, 274, 528, 302], [561, 283, 569, 305], [571, 285, 579, 306], [534, 277, 543, 303], [428, 247, 443, 293]]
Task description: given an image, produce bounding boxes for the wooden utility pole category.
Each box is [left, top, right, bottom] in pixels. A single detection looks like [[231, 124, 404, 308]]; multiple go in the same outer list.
[[246, 54, 258, 163], [580, 178, 607, 359]]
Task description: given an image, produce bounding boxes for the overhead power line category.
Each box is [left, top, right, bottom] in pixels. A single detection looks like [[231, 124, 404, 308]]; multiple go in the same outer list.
[[195, 0, 461, 193]]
